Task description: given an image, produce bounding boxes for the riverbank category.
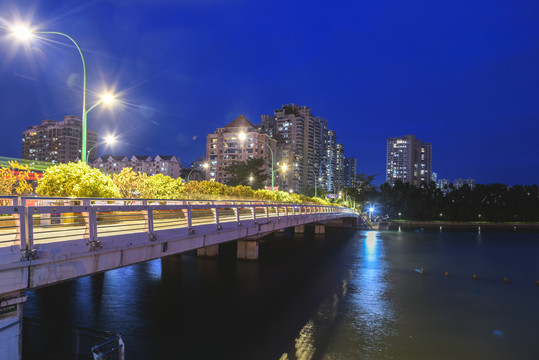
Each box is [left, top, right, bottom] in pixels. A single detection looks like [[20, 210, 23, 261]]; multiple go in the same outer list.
[[388, 220, 539, 229]]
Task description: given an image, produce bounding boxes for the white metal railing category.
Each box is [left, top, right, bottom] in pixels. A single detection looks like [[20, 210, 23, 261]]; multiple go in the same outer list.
[[0, 196, 358, 261]]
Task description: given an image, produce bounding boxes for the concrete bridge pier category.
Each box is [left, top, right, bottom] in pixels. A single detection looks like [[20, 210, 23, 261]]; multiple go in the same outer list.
[[0, 292, 26, 360], [237, 240, 259, 261], [197, 244, 219, 257], [314, 224, 326, 235], [294, 225, 305, 233]]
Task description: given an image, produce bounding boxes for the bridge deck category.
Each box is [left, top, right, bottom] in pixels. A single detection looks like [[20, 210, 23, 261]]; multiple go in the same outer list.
[[0, 196, 358, 298]]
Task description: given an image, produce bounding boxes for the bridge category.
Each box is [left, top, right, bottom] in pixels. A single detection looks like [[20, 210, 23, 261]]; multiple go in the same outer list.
[[0, 196, 358, 359]]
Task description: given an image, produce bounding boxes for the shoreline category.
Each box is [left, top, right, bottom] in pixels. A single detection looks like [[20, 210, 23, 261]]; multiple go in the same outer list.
[[386, 220, 539, 228]]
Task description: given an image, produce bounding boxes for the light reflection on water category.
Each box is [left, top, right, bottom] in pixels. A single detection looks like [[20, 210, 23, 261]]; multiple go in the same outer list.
[[352, 231, 395, 353]]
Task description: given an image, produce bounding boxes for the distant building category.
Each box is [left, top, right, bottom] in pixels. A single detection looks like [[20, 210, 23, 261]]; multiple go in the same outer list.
[[92, 155, 181, 178], [386, 135, 432, 186], [206, 115, 275, 185], [335, 143, 345, 190], [437, 178, 450, 191], [22, 115, 98, 164], [343, 157, 358, 187], [261, 104, 328, 192], [432, 172, 438, 184], [454, 178, 476, 189]]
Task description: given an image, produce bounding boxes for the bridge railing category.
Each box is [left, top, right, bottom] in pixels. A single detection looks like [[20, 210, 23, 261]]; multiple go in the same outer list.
[[0, 196, 358, 263]]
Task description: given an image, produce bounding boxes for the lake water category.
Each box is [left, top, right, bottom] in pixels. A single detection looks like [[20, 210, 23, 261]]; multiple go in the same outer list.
[[24, 226, 539, 359]]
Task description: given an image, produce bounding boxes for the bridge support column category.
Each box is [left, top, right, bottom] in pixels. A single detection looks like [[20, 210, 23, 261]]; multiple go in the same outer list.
[[0, 292, 26, 360], [197, 244, 219, 257], [237, 240, 259, 261], [294, 225, 305, 233], [315, 224, 325, 235]]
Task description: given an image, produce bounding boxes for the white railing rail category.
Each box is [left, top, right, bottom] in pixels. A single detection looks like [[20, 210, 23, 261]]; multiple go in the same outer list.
[[0, 196, 358, 262]]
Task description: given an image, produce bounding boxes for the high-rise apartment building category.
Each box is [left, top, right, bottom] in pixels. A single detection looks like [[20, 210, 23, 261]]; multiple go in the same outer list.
[[386, 135, 432, 186], [343, 157, 358, 187], [206, 115, 275, 185], [261, 104, 330, 193], [22, 115, 98, 164]]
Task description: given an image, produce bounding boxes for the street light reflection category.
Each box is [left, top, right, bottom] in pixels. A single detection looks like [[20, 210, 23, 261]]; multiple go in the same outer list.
[[351, 231, 395, 348]]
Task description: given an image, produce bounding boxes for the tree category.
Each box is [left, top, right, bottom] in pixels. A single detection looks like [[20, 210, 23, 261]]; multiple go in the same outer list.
[[144, 174, 183, 199], [224, 158, 269, 190], [36, 162, 120, 198], [0, 161, 33, 196]]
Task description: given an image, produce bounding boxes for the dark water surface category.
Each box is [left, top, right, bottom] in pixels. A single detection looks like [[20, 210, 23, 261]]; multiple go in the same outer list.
[[25, 227, 539, 359]]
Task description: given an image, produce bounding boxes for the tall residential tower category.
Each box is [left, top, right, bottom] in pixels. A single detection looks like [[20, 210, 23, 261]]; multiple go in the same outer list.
[[22, 115, 98, 164], [386, 135, 432, 186]]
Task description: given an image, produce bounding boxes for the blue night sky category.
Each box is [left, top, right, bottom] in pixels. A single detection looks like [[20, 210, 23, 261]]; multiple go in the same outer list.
[[1, 0, 538, 186]]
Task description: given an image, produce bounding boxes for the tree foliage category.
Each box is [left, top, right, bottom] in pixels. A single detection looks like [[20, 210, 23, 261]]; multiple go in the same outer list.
[[224, 158, 269, 190], [368, 181, 539, 222], [36, 162, 120, 198], [0, 161, 33, 196], [30, 161, 333, 205]]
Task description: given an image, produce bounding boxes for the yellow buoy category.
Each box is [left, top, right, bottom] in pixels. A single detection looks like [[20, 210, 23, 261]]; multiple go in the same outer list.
[[473, 274, 478, 280], [445, 272, 449, 277], [504, 277, 509, 283]]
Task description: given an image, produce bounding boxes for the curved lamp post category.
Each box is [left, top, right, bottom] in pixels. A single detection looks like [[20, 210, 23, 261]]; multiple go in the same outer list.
[[239, 132, 275, 190], [11, 26, 113, 164], [187, 163, 209, 183], [87, 134, 117, 161]]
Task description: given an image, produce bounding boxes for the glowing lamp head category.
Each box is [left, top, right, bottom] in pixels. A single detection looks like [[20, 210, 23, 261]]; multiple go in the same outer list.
[[282, 164, 288, 171], [238, 132, 246, 141], [249, 176, 254, 182], [202, 163, 209, 169], [369, 207, 374, 213], [12, 26, 33, 40], [101, 93, 115, 104], [104, 135, 116, 145]]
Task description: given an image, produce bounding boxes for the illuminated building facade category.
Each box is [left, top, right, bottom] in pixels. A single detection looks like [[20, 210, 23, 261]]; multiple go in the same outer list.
[[22, 115, 98, 164], [386, 135, 432, 186], [206, 115, 275, 186]]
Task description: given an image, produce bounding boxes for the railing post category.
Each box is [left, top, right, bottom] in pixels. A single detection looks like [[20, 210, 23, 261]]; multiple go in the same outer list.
[[212, 204, 221, 230], [186, 205, 193, 233], [142, 200, 156, 241], [82, 199, 100, 250], [234, 204, 241, 226], [264, 204, 269, 221], [250, 202, 256, 223]]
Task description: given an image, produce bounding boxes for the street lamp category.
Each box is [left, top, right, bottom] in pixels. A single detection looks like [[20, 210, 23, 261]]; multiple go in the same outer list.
[[187, 163, 209, 183], [369, 206, 375, 221], [87, 134, 116, 161], [239, 132, 275, 190], [10, 25, 111, 164], [239, 175, 254, 186]]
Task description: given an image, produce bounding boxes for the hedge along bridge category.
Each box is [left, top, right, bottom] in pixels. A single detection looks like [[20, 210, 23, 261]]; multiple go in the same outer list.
[[0, 195, 358, 358]]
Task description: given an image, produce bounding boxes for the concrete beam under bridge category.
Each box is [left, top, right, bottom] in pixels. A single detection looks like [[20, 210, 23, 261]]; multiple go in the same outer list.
[[237, 240, 259, 261], [197, 244, 219, 257]]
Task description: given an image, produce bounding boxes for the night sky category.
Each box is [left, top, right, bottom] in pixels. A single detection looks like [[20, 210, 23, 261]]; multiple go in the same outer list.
[[1, 0, 538, 186]]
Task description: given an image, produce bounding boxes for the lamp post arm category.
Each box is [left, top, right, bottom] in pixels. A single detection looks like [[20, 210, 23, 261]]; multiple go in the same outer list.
[[187, 168, 196, 183], [87, 144, 98, 160], [86, 98, 104, 114], [37, 31, 88, 164], [259, 136, 274, 190]]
